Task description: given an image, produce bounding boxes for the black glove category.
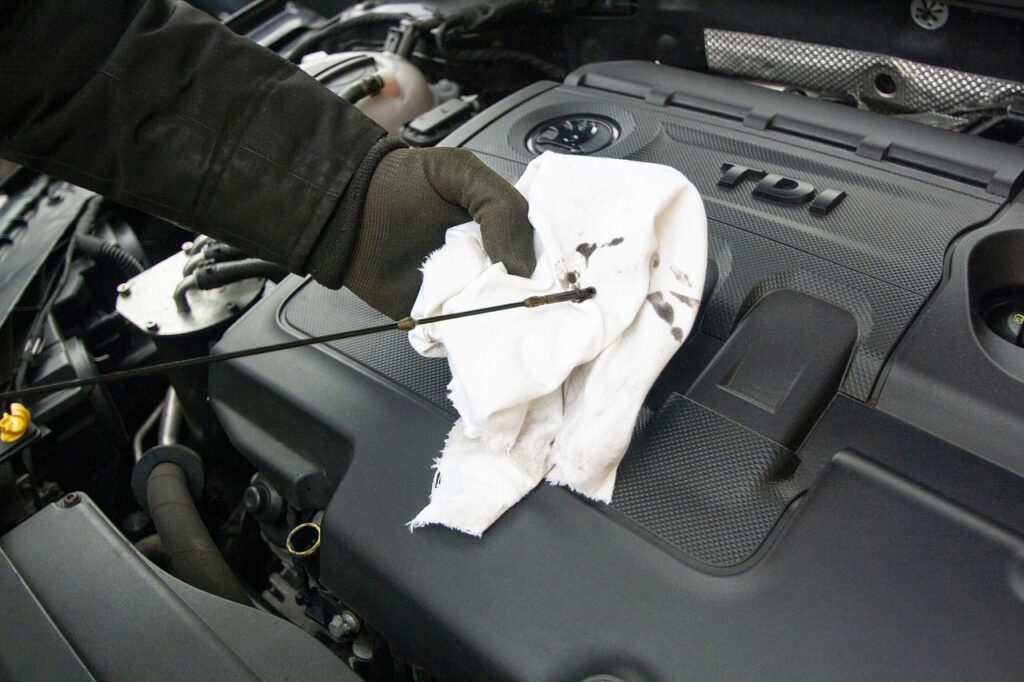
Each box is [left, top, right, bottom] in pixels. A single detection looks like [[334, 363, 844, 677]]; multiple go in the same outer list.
[[1, 0, 533, 321], [339, 147, 536, 320]]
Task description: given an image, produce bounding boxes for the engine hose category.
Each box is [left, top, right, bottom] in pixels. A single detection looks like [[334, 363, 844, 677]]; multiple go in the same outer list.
[[183, 244, 249, 276], [202, 243, 248, 262], [194, 259, 288, 289], [172, 275, 199, 313], [338, 71, 386, 105], [75, 234, 144, 279], [182, 254, 213, 277], [146, 461, 250, 605], [184, 235, 214, 255]]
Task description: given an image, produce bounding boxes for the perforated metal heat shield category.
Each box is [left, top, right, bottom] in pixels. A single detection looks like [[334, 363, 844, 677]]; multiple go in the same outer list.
[[704, 29, 1024, 116]]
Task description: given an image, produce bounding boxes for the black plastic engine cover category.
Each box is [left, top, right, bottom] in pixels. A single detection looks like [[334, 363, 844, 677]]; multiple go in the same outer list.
[[451, 63, 1017, 402], [0, 494, 357, 681], [210, 63, 1024, 679]]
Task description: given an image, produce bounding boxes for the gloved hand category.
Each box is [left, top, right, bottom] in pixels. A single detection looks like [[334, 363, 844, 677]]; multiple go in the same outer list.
[[342, 147, 536, 320]]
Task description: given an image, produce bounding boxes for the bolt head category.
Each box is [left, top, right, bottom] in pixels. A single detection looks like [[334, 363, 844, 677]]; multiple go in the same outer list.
[[62, 492, 81, 507], [329, 610, 362, 638], [224, 301, 237, 311], [242, 485, 267, 515], [181, 241, 194, 253], [342, 611, 360, 633], [117, 283, 131, 295], [144, 320, 159, 331], [328, 612, 360, 639]]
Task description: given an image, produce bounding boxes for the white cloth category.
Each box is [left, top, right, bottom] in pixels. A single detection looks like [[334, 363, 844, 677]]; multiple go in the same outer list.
[[407, 152, 707, 536]]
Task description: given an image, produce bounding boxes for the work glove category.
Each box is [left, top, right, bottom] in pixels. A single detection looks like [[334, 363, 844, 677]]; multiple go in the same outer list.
[[342, 147, 536, 320]]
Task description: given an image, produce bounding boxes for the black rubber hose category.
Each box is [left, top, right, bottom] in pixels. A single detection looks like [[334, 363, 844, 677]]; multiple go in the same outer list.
[[146, 462, 250, 605], [202, 242, 249, 262], [338, 71, 386, 104], [75, 234, 144, 278], [193, 258, 288, 289]]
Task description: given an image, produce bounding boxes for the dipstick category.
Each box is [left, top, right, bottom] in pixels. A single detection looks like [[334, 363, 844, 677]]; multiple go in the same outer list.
[[1, 287, 596, 403]]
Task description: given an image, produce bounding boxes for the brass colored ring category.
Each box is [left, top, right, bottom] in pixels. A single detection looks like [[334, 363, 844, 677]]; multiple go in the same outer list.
[[286, 522, 322, 557]]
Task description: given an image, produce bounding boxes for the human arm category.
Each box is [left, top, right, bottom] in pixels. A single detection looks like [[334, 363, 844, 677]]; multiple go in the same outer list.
[[0, 0, 534, 318]]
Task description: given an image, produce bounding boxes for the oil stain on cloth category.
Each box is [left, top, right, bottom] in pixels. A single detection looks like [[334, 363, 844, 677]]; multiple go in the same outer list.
[[406, 152, 707, 536]]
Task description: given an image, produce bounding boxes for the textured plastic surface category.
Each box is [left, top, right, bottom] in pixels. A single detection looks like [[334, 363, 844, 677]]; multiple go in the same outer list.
[[558, 61, 1024, 196], [450, 64, 1013, 398], [213, 277, 1024, 680], [282, 284, 809, 569], [613, 394, 800, 568], [704, 226, 921, 401], [462, 142, 928, 401], [609, 290, 856, 568], [280, 281, 453, 413], [687, 289, 858, 447], [464, 76, 1001, 290], [208, 63, 1024, 679], [269, 62, 1016, 563], [302, 151, 939, 403], [0, 495, 357, 681]]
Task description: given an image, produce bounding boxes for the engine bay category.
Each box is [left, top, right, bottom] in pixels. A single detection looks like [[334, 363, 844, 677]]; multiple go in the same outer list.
[[3, 1, 1024, 679]]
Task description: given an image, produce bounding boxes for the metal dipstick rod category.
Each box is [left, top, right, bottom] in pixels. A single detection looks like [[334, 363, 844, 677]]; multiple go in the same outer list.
[[1, 287, 596, 403]]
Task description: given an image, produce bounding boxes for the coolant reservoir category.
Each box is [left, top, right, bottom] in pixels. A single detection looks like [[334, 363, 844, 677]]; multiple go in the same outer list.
[[300, 51, 435, 136]]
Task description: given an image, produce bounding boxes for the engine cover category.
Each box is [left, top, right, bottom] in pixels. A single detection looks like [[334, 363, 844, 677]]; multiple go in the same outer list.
[[210, 62, 1024, 679]]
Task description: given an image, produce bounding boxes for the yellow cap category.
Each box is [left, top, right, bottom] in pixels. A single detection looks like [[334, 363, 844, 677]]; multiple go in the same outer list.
[[1, 403, 31, 442]]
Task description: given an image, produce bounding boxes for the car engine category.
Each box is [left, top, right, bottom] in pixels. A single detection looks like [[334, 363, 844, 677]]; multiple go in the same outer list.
[[2, 1, 1024, 680]]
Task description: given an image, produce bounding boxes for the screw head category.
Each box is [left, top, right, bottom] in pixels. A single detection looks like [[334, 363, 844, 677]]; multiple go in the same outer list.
[[117, 283, 131, 296], [62, 492, 81, 507], [224, 301, 237, 312], [144, 320, 159, 332], [328, 611, 360, 638], [181, 241, 194, 253]]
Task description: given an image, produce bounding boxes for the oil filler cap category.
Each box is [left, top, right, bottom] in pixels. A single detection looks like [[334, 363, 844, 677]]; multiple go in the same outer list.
[[526, 115, 619, 155]]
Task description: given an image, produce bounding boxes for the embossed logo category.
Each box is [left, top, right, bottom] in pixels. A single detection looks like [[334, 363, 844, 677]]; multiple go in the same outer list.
[[526, 116, 620, 155], [718, 162, 846, 216]]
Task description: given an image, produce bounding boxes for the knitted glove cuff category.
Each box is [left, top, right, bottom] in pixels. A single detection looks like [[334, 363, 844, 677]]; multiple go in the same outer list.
[[303, 135, 408, 288]]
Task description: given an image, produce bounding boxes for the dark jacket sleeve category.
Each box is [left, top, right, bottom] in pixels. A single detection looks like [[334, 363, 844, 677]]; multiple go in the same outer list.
[[0, 0, 388, 284]]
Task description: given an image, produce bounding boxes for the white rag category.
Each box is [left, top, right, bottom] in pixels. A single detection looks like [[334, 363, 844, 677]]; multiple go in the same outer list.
[[407, 152, 707, 536]]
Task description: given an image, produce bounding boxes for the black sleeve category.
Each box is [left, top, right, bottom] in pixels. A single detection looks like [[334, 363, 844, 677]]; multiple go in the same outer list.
[[0, 0, 388, 283]]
